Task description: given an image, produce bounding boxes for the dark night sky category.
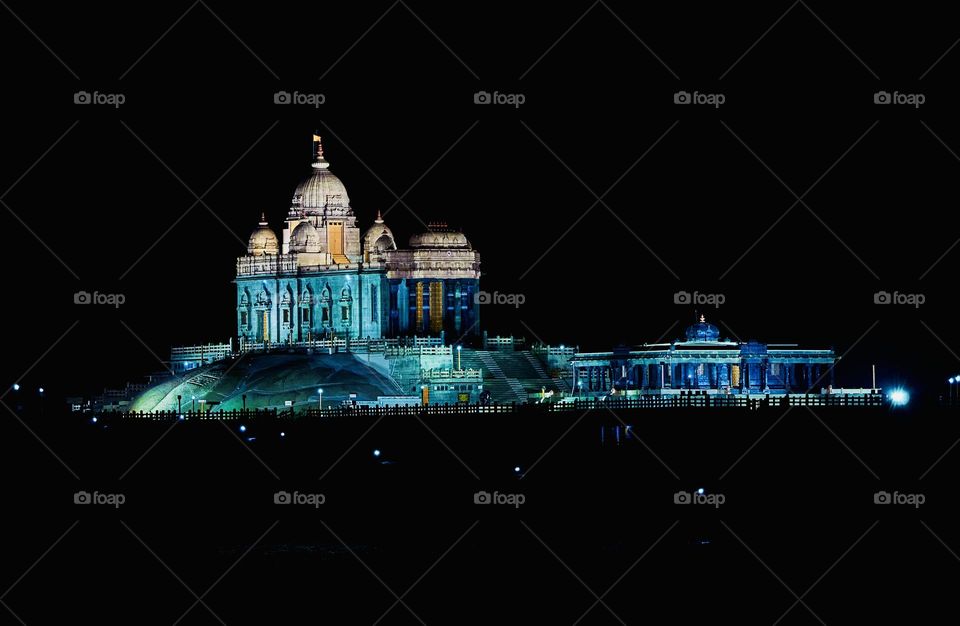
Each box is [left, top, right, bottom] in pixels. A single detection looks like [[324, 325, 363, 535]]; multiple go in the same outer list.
[[2, 0, 959, 400]]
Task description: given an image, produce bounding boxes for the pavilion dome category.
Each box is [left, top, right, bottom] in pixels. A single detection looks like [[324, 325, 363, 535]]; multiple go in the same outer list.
[[408, 228, 470, 249], [684, 315, 720, 341], [289, 220, 323, 253], [247, 214, 279, 256]]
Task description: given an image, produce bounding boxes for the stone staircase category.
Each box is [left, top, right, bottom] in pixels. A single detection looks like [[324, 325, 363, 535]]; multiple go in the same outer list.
[[505, 378, 528, 403], [477, 352, 505, 378], [454, 348, 560, 404], [521, 351, 549, 379]]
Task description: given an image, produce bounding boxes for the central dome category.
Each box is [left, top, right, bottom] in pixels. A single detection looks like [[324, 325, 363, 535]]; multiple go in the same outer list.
[[684, 315, 720, 342], [290, 139, 350, 216]]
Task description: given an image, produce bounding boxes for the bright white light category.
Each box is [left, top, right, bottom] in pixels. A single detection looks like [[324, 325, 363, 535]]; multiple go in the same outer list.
[[91, 417, 98, 423], [38, 387, 44, 394], [951, 378, 956, 384], [514, 466, 521, 473], [12, 383, 20, 391], [373, 449, 381, 457], [280, 431, 285, 437], [239, 424, 247, 432], [697, 487, 704, 495], [889, 388, 910, 406], [318, 388, 323, 394]]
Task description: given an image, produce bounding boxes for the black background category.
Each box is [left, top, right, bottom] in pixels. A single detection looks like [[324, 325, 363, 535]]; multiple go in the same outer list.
[[3, 1, 960, 623]]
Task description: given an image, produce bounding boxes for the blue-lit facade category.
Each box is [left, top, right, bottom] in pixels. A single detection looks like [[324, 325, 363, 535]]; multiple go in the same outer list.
[[570, 317, 837, 394]]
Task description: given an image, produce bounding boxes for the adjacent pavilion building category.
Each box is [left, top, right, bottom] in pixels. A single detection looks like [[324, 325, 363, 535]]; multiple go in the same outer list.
[[570, 316, 837, 395]]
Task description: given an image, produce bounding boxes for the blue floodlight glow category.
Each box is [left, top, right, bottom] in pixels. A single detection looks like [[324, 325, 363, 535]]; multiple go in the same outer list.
[[91, 416, 97, 423], [951, 378, 956, 384], [697, 487, 704, 495], [178, 414, 185, 420], [239, 424, 247, 432], [888, 388, 910, 406], [373, 448, 381, 457], [12, 383, 20, 391]]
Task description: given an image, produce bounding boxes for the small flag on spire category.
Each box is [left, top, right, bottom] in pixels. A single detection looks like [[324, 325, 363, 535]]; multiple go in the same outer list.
[[313, 134, 324, 159]]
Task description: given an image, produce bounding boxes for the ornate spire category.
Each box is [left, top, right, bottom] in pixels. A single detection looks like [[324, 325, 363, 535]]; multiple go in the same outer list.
[[375, 209, 384, 224], [312, 133, 329, 169], [259, 212, 268, 225], [699, 313, 706, 323]]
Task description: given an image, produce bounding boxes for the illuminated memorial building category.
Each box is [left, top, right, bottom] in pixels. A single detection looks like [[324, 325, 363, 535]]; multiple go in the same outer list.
[[570, 316, 838, 395], [236, 137, 481, 346], [123, 137, 866, 414]]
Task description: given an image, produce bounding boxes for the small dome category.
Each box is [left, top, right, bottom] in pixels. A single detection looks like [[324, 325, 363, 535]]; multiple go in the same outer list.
[[290, 220, 323, 253], [363, 211, 396, 252], [684, 315, 720, 342], [408, 229, 470, 249], [248, 215, 279, 256]]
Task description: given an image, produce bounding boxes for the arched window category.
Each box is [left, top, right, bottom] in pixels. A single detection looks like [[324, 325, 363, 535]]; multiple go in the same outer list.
[[339, 285, 352, 325], [238, 291, 251, 331], [320, 286, 331, 327], [281, 290, 293, 327], [300, 289, 312, 325]]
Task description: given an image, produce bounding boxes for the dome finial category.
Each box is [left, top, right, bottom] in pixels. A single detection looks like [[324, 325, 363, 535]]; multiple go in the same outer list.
[[259, 212, 267, 225], [312, 133, 329, 169], [375, 209, 384, 224], [699, 313, 706, 323]]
